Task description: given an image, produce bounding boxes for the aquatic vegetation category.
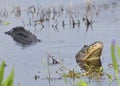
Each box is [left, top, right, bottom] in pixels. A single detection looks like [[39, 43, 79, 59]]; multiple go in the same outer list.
[[0, 61, 14, 86], [0, 8, 8, 18], [83, 15, 93, 32], [34, 75, 40, 80], [0, 20, 10, 25], [40, 53, 103, 86], [0, 0, 118, 33], [47, 54, 60, 65], [12, 6, 21, 18], [1, 1, 119, 85], [76, 79, 88, 86], [116, 45, 120, 58], [111, 40, 120, 86], [103, 41, 120, 86], [111, 40, 119, 73], [56, 67, 80, 78], [1, 21, 10, 25], [105, 73, 113, 86]]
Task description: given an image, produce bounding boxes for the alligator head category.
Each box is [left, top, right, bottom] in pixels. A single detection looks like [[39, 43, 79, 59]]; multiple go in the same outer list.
[[5, 26, 41, 47], [75, 41, 103, 62]]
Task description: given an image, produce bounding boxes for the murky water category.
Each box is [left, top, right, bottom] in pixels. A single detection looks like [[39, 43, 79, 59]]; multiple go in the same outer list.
[[0, 0, 120, 86]]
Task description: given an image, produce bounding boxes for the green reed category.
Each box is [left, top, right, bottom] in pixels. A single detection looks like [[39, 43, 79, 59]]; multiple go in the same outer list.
[[0, 61, 14, 86], [111, 40, 120, 86], [116, 45, 120, 59]]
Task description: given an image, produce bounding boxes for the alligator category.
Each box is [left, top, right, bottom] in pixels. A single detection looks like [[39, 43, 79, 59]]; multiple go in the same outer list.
[[5, 26, 41, 47], [75, 41, 103, 62]]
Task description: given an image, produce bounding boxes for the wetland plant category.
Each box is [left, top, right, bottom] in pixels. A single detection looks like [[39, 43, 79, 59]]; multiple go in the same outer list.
[[12, 6, 21, 18], [76, 79, 88, 86], [111, 40, 120, 86], [0, 61, 14, 86]]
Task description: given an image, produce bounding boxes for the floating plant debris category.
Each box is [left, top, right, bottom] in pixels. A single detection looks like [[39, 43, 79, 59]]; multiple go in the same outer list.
[[47, 54, 60, 65], [56, 67, 80, 78]]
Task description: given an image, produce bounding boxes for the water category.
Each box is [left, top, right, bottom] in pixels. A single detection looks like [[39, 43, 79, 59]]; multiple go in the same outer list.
[[0, 0, 120, 86]]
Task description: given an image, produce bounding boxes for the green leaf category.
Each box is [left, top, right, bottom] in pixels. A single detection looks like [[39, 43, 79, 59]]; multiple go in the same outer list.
[[111, 44, 118, 73], [105, 73, 113, 81], [0, 61, 5, 85], [2, 68, 14, 86], [76, 80, 88, 86], [2, 22, 10, 25], [99, 66, 103, 72], [116, 45, 120, 59]]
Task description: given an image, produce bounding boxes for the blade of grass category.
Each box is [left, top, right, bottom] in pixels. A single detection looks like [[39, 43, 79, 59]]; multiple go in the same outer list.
[[2, 68, 14, 86], [0, 61, 5, 85], [116, 45, 120, 59], [76, 79, 88, 86], [105, 73, 113, 81], [111, 40, 120, 86], [111, 43, 118, 73]]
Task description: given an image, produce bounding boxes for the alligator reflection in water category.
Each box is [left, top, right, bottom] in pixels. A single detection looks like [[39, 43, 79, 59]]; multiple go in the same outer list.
[[5, 26, 41, 47]]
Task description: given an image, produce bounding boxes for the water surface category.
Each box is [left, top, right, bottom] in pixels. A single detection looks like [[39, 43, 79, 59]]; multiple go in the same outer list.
[[0, 0, 120, 86]]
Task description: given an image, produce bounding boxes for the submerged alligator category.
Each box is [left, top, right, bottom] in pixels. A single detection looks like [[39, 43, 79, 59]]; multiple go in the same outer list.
[[5, 26, 41, 47], [75, 41, 103, 62]]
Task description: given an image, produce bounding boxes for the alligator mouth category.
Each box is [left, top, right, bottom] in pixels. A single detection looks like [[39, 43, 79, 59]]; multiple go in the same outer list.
[[91, 48, 102, 57]]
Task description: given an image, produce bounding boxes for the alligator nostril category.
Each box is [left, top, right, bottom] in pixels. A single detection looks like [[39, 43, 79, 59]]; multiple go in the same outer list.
[[5, 31, 11, 35]]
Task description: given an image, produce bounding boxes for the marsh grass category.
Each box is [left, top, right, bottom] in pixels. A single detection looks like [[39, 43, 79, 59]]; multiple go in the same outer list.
[[76, 79, 88, 86], [41, 42, 120, 86], [0, 61, 14, 86], [39, 42, 120, 86], [111, 40, 120, 86], [42, 53, 105, 86], [116, 45, 120, 58]]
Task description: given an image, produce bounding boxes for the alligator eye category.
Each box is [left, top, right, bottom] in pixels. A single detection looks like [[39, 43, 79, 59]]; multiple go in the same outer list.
[[93, 43, 97, 47]]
